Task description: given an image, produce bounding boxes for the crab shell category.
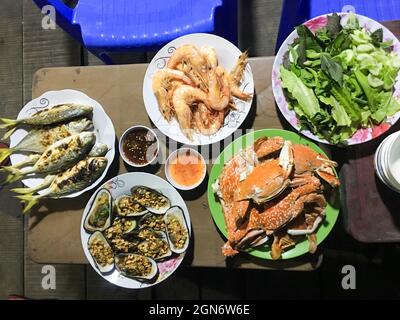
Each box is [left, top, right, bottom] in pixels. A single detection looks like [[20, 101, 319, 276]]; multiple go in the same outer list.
[[235, 140, 294, 203]]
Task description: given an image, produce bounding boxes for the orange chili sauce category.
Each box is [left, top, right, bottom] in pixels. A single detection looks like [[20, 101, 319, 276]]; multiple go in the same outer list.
[[168, 150, 205, 187]]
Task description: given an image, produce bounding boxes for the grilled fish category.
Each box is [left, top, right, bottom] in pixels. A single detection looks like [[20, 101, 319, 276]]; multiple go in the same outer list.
[[17, 157, 108, 213], [0, 104, 93, 139], [0, 118, 93, 163], [88, 143, 109, 157], [12, 142, 109, 195], [1, 132, 96, 185]]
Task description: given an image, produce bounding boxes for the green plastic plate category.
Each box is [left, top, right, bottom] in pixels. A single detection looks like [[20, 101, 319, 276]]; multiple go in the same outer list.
[[207, 129, 340, 260]]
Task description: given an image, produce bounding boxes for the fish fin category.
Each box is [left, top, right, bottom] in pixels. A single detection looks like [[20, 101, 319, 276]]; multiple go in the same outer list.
[[15, 193, 40, 214], [0, 147, 13, 164]]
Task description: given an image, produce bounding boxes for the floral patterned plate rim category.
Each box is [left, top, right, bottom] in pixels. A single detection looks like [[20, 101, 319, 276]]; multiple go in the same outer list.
[[80, 172, 191, 289], [272, 13, 400, 145], [143, 33, 254, 146]]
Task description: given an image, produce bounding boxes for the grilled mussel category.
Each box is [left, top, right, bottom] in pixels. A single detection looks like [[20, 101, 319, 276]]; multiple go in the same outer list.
[[164, 206, 190, 254], [88, 231, 114, 274], [115, 253, 158, 281], [84, 188, 113, 232], [130, 186, 171, 214], [138, 213, 166, 231], [104, 218, 137, 241], [115, 195, 148, 217]]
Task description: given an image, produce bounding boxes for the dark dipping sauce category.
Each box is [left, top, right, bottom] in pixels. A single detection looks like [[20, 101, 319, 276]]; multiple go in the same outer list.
[[122, 128, 158, 165]]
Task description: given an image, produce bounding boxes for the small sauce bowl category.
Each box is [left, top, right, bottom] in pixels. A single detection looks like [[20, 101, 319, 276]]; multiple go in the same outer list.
[[119, 125, 159, 168], [165, 148, 206, 190]]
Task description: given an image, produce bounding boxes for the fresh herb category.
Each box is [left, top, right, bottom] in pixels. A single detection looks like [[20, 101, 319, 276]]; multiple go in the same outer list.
[[280, 13, 400, 144]]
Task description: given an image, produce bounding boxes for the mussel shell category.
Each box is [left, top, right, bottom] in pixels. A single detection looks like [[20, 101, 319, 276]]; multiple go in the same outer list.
[[104, 218, 137, 241], [115, 194, 148, 217], [138, 212, 166, 231], [109, 237, 139, 253], [87, 231, 115, 274], [130, 186, 171, 214], [115, 253, 158, 281], [124, 228, 172, 261], [164, 206, 190, 254], [84, 188, 113, 233]]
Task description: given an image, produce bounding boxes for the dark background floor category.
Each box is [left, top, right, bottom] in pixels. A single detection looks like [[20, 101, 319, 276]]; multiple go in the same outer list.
[[1, 0, 400, 300]]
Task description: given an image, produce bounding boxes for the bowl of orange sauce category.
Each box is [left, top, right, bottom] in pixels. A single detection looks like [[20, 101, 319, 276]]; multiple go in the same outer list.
[[165, 148, 206, 190]]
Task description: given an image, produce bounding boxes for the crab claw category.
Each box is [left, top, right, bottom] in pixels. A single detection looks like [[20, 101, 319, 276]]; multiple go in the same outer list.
[[292, 144, 340, 188]]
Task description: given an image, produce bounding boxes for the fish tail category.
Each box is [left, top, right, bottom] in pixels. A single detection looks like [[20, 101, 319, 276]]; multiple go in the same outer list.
[[11, 175, 53, 194], [0, 147, 13, 164], [2, 127, 17, 140], [0, 167, 23, 185], [15, 193, 41, 214], [0, 118, 18, 139], [11, 187, 35, 194]]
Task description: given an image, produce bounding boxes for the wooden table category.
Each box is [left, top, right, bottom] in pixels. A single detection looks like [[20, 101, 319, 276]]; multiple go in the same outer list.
[[28, 56, 322, 271]]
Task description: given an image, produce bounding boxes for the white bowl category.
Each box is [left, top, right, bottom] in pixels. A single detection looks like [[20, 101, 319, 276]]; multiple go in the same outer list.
[[165, 148, 206, 190], [119, 125, 159, 168]]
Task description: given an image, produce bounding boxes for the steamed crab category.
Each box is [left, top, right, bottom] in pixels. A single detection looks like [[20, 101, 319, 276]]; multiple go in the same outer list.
[[213, 136, 339, 259]]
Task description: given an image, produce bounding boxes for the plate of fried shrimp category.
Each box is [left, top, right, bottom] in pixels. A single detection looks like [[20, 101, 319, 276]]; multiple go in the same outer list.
[[143, 33, 254, 146]]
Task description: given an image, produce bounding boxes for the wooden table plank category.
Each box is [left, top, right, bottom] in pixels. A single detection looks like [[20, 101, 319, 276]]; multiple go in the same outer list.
[[0, 0, 24, 299], [22, 0, 86, 299]]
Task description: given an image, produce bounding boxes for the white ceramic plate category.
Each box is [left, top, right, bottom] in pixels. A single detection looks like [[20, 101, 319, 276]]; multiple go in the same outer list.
[[143, 33, 254, 146], [9, 89, 115, 198], [80, 172, 191, 289], [374, 132, 400, 192], [272, 13, 400, 145]]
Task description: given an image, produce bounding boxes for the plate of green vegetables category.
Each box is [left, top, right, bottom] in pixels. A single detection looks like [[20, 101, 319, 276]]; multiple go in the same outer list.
[[272, 13, 400, 145]]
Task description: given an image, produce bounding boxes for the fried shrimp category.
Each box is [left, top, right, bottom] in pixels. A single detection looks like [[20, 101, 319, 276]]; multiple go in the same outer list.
[[229, 51, 252, 100], [152, 68, 194, 120], [172, 85, 210, 139]]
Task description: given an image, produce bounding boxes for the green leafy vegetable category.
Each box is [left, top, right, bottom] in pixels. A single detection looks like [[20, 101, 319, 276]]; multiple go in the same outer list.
[[321, 54, 343, 85], [280, 13, 400, 144]]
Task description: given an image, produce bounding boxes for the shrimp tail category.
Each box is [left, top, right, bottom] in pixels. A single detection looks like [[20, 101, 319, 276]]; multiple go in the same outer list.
[[15, 193, 41, 214]]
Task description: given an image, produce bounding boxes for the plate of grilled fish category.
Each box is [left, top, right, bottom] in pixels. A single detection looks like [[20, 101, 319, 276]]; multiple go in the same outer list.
[[80, 172, 191, 289], [143, 33, 254, 146], [0, 89, 115, 213]]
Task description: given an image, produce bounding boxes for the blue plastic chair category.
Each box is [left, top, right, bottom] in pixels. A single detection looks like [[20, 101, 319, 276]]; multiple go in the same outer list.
[[33, 0, 237, 64], [276, 0, 400, 52]]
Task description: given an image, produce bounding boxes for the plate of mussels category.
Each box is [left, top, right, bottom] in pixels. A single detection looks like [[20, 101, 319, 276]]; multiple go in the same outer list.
[[80, 172, 191, 289]]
